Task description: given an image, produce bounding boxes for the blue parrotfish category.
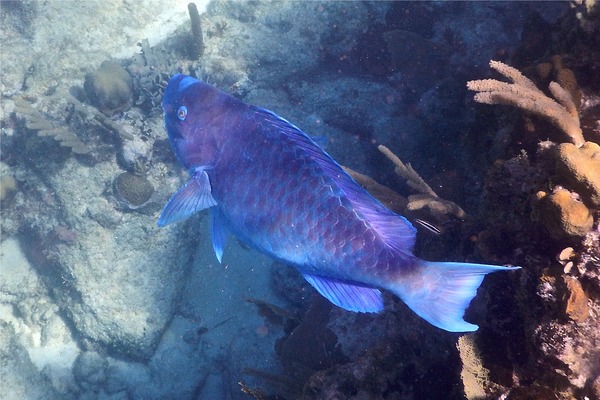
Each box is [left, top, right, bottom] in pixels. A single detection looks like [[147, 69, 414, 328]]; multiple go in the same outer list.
[[157, 74, 519, 332]]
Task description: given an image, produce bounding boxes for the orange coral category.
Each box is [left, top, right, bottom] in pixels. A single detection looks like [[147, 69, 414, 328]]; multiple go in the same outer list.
[[556, 141, 600, 208], [533, 188, 594, 240]]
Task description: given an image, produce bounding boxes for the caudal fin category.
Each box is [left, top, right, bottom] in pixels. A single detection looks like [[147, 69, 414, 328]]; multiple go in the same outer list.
[[392, 260, 519, 332]]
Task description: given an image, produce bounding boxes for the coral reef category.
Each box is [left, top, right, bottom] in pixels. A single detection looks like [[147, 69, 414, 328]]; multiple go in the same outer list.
[[61, 89, 135, 141], [84, 60, 133, 115], [1, 1, 598, 399], [0, 164, 17, 203], [563, 276, 589, 323], [456, 334, 496, 399], [128, 38, 187, 111], [467, 29, 599, 400]]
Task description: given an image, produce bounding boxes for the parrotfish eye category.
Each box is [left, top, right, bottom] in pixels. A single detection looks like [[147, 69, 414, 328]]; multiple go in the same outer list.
[[177, 106, 188, 121]]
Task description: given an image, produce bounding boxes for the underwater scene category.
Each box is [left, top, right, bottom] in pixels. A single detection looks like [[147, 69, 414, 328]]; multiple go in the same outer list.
[[1, 1, 599, 399]]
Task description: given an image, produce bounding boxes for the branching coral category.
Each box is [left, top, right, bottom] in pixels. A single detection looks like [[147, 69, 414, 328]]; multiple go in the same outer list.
[[60, 90, 134, 141], [342, 166, 407, 214], [378, 145, 467, 220], [129, 39, 179, 110], [467, 60, 584, 147]]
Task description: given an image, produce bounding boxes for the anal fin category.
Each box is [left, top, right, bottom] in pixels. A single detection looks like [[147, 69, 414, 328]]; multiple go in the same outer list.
[[302, 272, 383, 313]]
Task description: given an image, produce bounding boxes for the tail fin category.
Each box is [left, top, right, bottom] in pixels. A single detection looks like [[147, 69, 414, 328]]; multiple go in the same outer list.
[[392, 260, 519, 332]]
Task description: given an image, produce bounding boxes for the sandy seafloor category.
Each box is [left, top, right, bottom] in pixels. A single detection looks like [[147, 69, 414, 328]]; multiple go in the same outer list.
[[1, 1, 599, 399]]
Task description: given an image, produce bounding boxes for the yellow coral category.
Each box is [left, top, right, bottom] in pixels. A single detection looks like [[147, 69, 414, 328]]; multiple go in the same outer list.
[[534, 188, 594, 239], [563, 276, 589, 323], [457, 334, 491, 399], [556, 142, 600, 207]]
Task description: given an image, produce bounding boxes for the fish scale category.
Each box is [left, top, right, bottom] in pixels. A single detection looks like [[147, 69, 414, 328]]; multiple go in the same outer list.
[[157, 74, 520, 332], [213, 125, 371, 274]]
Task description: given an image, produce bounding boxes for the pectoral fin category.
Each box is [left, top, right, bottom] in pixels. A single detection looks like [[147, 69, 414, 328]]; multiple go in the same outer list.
[[211, 208, 229, 263], [302, 272, 384, 313], [157, 169, 217, 227]]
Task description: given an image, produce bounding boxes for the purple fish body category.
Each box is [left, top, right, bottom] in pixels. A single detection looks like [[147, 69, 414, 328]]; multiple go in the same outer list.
[[158, 74, 519, 332]]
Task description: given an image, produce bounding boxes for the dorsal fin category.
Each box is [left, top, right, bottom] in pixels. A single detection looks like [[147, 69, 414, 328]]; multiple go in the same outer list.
[[255, 107, 417, 253]]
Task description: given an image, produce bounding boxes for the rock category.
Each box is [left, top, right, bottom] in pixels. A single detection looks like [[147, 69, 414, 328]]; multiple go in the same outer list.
[[533, 188, 594, 240], [21, 157, 195, 361], [84, 60, 133, 115], [556, 141, 600, 208], [505, 385, 558, 400], [592, 375, 600, 400], [0, 238, 81, 398], [73, 351, 108, 392], [201, 2, 389, 89], [0, 175, 17, 203], [0, 321, 63, 400]]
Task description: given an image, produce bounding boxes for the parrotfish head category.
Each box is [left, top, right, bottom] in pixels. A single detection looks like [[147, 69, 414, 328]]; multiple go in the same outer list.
[[162, 74, 242, 170]]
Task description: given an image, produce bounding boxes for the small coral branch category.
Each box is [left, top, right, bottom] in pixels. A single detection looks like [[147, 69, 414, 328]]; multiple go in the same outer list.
[[467, 60, 584, 147], [378, 144, 437, 197], [378, 145, 467, 220]]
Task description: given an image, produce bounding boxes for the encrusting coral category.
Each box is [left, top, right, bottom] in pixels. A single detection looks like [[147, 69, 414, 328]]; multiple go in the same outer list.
[[555, 141, 600, 208], [563, 276, 589, 323], [533, 187, 594, 240], [467, 60, 584, 147]]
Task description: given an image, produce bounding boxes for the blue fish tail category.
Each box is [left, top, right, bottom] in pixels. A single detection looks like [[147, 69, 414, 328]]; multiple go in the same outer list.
[[392, 260, 520, 332]]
